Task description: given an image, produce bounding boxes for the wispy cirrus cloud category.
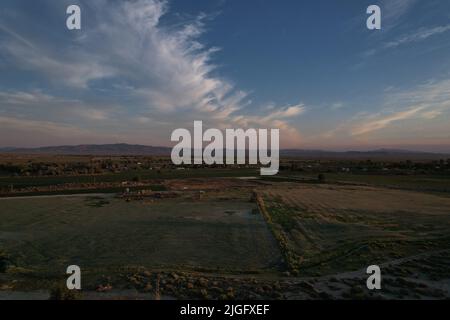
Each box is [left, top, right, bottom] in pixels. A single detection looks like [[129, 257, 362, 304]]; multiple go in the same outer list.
[[380, 0, 417, 30], [362, 23, 450, 58], [350, 106, 425, 136], [0, 89, 111, 119], [0, 115, 113, 147], [385, 24, 450, 49], [317, 78, 450, 142], [0, 0, 304, 147], [0, 22, 116, 88]]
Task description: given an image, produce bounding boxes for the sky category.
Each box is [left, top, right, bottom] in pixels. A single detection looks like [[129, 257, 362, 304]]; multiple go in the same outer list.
[[0, 0, 450, 152]]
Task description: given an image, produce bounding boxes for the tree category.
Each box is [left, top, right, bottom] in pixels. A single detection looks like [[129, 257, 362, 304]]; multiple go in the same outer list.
[[318, 173, 326, 183]]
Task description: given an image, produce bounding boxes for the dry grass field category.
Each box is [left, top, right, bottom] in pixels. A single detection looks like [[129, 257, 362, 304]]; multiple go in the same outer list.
[[258, 184, 450, 278], [1, 176, 450, 299]]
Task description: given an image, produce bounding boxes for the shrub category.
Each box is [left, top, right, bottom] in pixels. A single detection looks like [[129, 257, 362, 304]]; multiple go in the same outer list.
[[318, 174, 326, 183], [49, 284, 82, 300], [0, 251, 12, 273]]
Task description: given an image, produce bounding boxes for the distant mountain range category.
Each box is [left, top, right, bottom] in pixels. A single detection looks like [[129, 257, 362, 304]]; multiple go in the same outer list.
[[0, 144, 448, 159], [0, 144, 171, 156], [280, 148, 449, 160]]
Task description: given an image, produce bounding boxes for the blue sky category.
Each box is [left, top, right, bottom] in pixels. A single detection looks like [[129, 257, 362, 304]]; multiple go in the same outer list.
[[0, 0, 450, 151]]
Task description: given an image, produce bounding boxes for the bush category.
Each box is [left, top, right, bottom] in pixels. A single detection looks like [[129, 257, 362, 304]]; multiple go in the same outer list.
[[49, 284, 82, 300], [0, 251, 13, 273], [318, 174, 326, 183]]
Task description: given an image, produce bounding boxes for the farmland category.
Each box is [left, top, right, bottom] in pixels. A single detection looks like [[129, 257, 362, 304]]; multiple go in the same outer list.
[[277, 173, 450, 194], [0, 192, 280, 275], [258, 184, 450, 275], [1, 156, 450, 299]]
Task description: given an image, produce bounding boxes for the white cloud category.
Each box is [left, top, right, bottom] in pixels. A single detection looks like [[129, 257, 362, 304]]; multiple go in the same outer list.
[[421, 110, 442, 120], [1, 33, 116, 88], [381, 0, 417, 30], [351, 106, 425, 136], [363, 23, 450, 58], [385, 24, 450, 49], [0, 90, 58, 105], [320, 78, 450, 140], [331, 102, 344, 110], [0, 0, 306, 147], [0, 116, 113, 147], [0, 89, 116, 125]]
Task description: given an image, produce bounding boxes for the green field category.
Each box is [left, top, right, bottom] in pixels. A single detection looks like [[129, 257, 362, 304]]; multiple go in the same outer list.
[[1, 180, 450, 299], [0, 168, 259, 189], [275, 173, 450, 194], [0, 194, 281, 285]]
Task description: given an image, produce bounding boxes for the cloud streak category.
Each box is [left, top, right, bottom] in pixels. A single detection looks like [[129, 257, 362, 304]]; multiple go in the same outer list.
[[380, 0, 417, 30], [385, 24, 450, 49], [340, 79, 450, 136], [351, 106, 425, 136], [0, 0, 304, 147]]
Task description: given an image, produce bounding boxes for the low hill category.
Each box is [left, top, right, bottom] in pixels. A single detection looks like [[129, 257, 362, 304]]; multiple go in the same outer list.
[[0, 144, 171, 156], [0, 144, 448, 160]]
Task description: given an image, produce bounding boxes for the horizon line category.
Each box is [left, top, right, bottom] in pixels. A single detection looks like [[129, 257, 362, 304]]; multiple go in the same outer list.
[[1, 143, 450, 155]]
